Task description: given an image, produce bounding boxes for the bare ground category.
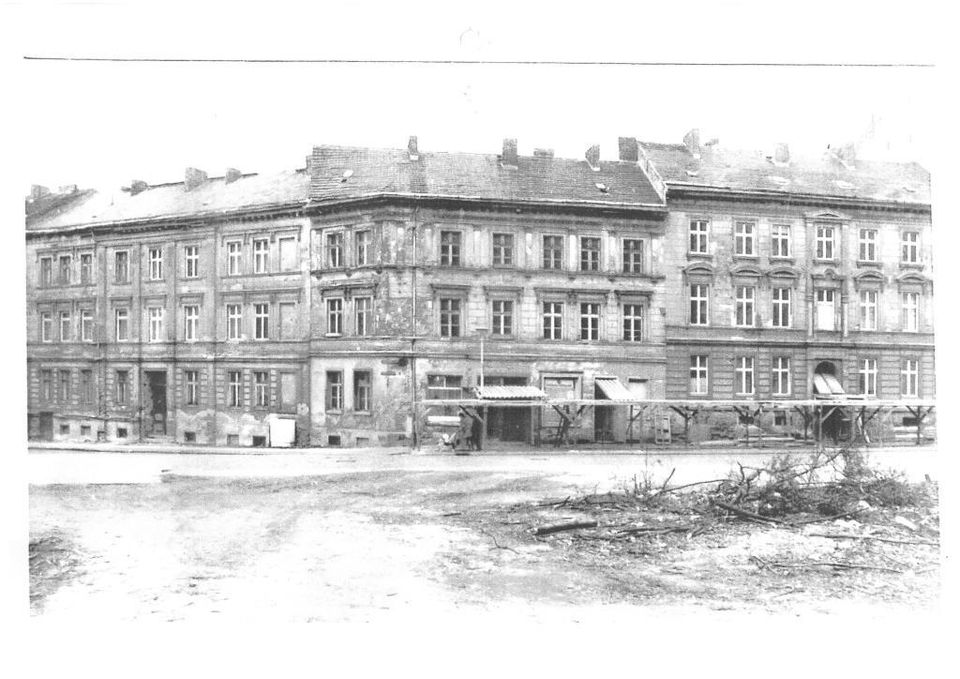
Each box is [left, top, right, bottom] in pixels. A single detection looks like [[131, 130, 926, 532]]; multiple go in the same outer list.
[[29, 466, 940, 621]]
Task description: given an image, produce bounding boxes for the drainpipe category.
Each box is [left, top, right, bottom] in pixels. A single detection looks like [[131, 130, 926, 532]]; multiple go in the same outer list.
[[410, 210, 419, 450], [137, 242, 144, 442]]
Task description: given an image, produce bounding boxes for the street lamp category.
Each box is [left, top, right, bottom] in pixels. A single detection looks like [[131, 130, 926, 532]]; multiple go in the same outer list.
[[474, 326, 489, 393]]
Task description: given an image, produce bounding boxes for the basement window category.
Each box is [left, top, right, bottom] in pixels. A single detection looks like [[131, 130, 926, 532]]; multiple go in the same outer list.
[[227, 434, 239, 446], [327, 434, 342, 447], [59, 424, 69, 435], [184, 431, 196, 443], [774, 411, 787, 426], [80, 425, 91, 437], [252, 435, 267, 447], [117, 427, 128, 439]]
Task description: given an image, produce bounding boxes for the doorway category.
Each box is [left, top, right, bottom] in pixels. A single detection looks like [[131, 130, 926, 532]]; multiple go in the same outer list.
[[485, 376, 532, 443], [143, 370, 167, 437], [813, 361, 846, 441]]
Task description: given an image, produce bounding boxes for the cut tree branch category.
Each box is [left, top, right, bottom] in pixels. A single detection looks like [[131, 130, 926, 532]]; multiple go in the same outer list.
[[534, 521, 599, 536]]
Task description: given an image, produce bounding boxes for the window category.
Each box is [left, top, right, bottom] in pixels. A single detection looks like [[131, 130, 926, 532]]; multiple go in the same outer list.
[[227, 304, 242, 340], [58, 369, 71, 402], [689, 284, 709, 326], [40, 369, 53, 401], [689, 220, 709, 254], [253, 238, 269, 273], [59, 311, 71, 341], [355, 230, 370, 266], [115, 308, 129, 341], [326, 298, 342, 336], [40, 312, 52, 342], [116, 370, 129, 405], [80, 370, 94, 404], [623, 304, 643, 342], [279, 237, 297, 271], [148, 247, 163, 280], [355, 297, 372, 336], [734, 221, 755, 256], [58, 255, 72, 285], [228, 370, 242, 407], [354, 370, 372, 412], [690, 356, 708, 395], [543, 235, 564, 269], [254, 371, 269, 407], [439, 298, 461, 337], [859, 290, 878, 330], [427, 374, 463, 400], [39, 257, 52, 286], [772, 357, 791, 396], [858, 358, 878, 397], [580, 237, 600, 271], [622, 239, 643, 273], [326, 232, 343, 269], [579, 302, 600, 341], [858, 229, 878, 262], [815, 225, 836, 260], [735, 356, 755, 395], [326, 371, 343, 410], [80, 254, 92, 284], [183, 305, 199, 341], [114, 251, 129, 283], [815, 289, 836, 331], [543, 301, 563, 340], [148, 307, 164, 342], [184, 245, 199, 278], [440, 231, 461, 266], [492, 233, 514, 266], [735, 286, 755, 327], [80, 310, 94, 341], [901, 231, 920, 264], [226, 241, 242, 275], [185, 370, 199, 406], [254, 302, 269, 339], [491, 300, 513, 336], [901, 359, 919, 397], [772, 288, 791, 328], [902, 292, 919, 332], [771, 225, 791, 258], [279, 302, 297, 339]]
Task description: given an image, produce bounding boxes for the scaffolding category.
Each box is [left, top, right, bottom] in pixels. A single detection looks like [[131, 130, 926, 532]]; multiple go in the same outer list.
[[419, 397, 936, 450]]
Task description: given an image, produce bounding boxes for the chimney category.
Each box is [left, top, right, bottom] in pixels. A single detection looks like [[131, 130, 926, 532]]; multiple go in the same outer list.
[[130, 180, 148, 196], [30, 185, 50, 201], [585, 145, 601, 170], [408, 136, 420, 161], [774, 143, 790, 164], [58, 184, 78, 195], [618, 137, 639, 162], [501, 138, 518, 168], [184, 167, 207, 191], [683, 129, 701, 159], [225, 168, 242, 184], [533, 148, 554, 159]]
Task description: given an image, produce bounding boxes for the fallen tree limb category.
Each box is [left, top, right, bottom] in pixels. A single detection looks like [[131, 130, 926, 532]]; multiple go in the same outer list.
[[790, 508, 863, 525], [479, 528, 519, 554], [535, 521, 598, 536], [750, 556, 903, 574], [658, 468, 677, 495], [651, 478, 728, 498], [713, 500, 788, 525], [617, 525, 695, 536], [806, 533, 939, 546]]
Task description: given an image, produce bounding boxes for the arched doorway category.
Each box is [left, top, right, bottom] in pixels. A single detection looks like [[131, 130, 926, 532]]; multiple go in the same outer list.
[[813, 361, 845, 441]]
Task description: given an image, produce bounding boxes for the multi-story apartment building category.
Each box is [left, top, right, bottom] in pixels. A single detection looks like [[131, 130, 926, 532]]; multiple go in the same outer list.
[[641, 131, 933, 439], [25, 133, 933, 447]]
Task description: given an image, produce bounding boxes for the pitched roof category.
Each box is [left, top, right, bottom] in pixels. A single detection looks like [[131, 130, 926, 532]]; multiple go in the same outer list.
[[638, 142, 930, 205], [309, 145, 665, 207], [26, 169, 310, 231]]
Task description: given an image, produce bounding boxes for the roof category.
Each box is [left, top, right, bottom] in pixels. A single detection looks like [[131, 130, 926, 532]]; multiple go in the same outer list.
[[638, 141, 930, 205], [474, 385, 546, 400], [26, 169, 310, 232], [594, 376, 637, 401], [309, 145, 665, 207]]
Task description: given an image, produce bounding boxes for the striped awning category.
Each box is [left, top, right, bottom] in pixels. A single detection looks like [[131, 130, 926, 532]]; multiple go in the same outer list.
[[475, 385, 546, 400], [594, 376, 636, 401], [813, 373, 846, 397]]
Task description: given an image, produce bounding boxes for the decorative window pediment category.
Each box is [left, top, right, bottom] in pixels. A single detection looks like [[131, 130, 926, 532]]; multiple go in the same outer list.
[[896, 271, 930, 293], [804, 209, 850, 222], [730, 264, 763, 278], [682, 262, 715, 283], [853, 270, 885, 290]]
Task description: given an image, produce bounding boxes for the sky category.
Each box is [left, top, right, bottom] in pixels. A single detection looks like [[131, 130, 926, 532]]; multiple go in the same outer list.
[[8, 2, 943, 192]]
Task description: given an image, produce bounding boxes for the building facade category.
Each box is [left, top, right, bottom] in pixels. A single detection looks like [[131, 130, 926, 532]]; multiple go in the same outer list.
[[25, 133, 933, 447]]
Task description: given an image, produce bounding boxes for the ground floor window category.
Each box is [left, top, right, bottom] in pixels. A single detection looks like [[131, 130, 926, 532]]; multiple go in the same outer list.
[[354, 370, 372, 412], [229, 370, 242, 407], [254, 371, 270, 407], [901, 359, 919, 397], [115, 370, 129, 405], [185, 370, 199, 405], [326, 371, 343, 410], [427, 374, 463, 400], [858, 358, 878, 397], [690, 356, 708, 395], [772, 357, 791, 396], [734, 356, 754, 395]]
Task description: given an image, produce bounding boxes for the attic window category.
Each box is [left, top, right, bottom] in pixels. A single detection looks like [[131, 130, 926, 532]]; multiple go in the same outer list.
[[834, 180, 855, 190], [595, 183, 609, 194], [340, 170, 354, 183]]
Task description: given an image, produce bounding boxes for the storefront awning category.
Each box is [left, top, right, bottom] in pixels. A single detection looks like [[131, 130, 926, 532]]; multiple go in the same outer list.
[[594, 376, 637, 401], [475, 385, 546, 400], [813, 373, 846, 397]]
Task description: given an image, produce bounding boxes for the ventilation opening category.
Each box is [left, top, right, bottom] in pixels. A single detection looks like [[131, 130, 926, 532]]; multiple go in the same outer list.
[[355, 437, 370, 447], [117, 427, 128, 439], [252, 435, 267, 447], [327, 434, 342, 447], [97, 430, 106, 441], [227, 434, 239, 446], [184, 431, 196, 443], [80, 425, 91, 437], [774, 411, 787, 426], [59, 424, 70, 435], [902, 416, 919, 427]]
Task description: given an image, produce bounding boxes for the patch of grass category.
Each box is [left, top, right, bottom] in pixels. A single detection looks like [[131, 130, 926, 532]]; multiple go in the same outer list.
[[29, 531, 84, 611]]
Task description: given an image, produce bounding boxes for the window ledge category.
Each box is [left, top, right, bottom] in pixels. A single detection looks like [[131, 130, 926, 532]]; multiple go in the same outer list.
[[856, 260, 881, 268], [686, 252, 712, 260], [899, 262, 924, 269], [732, 255, 760, 261], [770, 256, 794, 263], [812, 259, 839, 265]]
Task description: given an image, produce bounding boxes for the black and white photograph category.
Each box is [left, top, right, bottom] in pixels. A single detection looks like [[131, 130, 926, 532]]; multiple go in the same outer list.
[[3, 1, 955, 671]]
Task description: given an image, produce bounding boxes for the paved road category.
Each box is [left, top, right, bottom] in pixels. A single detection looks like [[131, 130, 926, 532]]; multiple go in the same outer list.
[[28, 445, 938, 488]]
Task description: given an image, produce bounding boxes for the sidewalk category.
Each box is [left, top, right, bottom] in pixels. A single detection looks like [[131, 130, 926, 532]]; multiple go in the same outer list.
[[27, 440, 411, 456]]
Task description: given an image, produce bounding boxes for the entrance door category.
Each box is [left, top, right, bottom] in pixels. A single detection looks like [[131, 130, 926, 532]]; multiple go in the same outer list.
[[36, 412, 54, 441], [486, 376, 531, 443], [143, 370, 168, 436]]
